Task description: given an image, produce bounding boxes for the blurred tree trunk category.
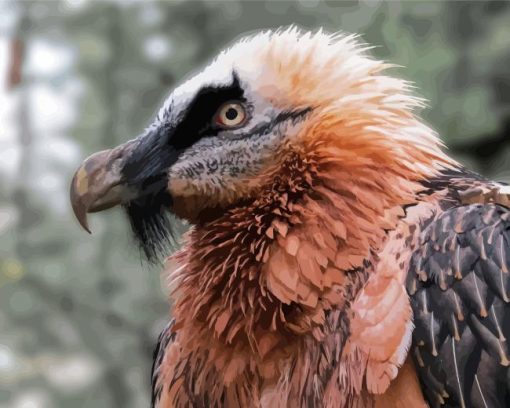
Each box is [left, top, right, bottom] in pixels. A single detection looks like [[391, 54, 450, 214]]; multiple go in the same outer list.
[[10, 6, 35, 263], [96, 7, 131, 407], [97, 6, 122, 293]]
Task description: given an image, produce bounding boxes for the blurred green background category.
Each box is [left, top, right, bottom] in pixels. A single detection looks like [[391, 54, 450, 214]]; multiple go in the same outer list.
[[0, 1, 509, 407]]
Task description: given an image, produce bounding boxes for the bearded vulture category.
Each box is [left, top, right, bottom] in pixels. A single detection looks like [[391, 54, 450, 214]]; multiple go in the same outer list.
[[70, 28, 510, 408]]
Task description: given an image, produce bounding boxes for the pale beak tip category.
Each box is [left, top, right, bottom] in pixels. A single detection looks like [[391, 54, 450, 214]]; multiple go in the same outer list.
[[79, 215, 92, 234], [70, 170, 93, 234], [71, 198, 93, 234]]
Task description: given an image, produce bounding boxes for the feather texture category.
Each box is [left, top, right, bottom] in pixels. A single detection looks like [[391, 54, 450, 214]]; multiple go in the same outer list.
[[142, 29, 510, 408], [408, 202, 510, 408]]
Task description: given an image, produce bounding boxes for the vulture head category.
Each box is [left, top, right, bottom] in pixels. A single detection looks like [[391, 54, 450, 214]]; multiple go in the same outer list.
[[70, 28, 451, 262]]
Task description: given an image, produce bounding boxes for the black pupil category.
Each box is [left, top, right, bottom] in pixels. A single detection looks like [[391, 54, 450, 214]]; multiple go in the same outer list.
[[225, 107, 238, 121]]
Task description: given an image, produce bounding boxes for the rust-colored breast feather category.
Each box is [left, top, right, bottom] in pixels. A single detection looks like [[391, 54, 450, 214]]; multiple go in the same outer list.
[[152, 173, 510, 408], [151, 140, 435, 407]]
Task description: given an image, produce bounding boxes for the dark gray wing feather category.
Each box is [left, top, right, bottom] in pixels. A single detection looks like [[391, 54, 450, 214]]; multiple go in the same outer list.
[[407, 203, 510, 408], [151, 320, 175, 408]]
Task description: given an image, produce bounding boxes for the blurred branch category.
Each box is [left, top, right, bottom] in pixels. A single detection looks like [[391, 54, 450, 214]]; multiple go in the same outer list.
[[6, 38, 23, 90]]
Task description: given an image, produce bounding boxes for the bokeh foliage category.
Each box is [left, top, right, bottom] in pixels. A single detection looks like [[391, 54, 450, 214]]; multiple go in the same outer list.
[[0, 1, 509, 407]]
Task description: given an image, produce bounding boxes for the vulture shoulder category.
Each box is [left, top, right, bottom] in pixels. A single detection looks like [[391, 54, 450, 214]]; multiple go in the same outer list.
[[407, 202, 510, 408]]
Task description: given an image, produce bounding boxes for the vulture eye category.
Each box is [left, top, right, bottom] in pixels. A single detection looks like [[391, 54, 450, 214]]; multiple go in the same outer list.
[[215, 101, 247, 129]]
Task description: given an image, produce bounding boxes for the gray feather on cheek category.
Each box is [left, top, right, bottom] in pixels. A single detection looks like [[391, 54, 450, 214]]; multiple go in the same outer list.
[[168, 113, 307, 198]]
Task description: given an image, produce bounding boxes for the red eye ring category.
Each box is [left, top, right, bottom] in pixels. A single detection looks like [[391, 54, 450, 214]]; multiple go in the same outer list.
[[215, 101, 247, 128]]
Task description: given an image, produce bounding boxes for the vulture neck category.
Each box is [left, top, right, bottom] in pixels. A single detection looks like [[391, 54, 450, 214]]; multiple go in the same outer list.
[[166, 147, 437, 363]]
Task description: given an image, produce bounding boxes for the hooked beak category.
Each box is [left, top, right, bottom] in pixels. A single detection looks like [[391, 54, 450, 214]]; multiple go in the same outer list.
[[70, 140, 139, 233]]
